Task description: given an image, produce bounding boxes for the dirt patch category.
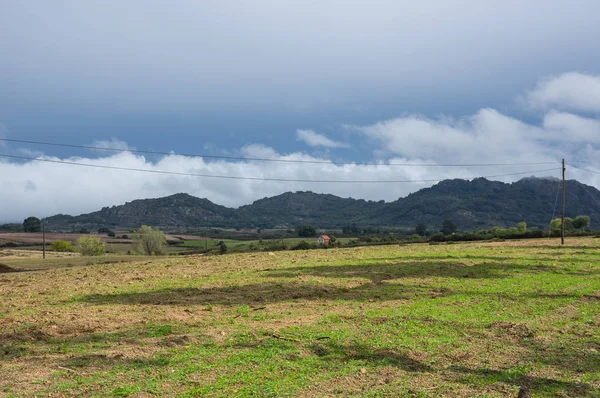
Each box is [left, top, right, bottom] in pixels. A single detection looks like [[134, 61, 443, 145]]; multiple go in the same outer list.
[[491, 322, 535, 339]]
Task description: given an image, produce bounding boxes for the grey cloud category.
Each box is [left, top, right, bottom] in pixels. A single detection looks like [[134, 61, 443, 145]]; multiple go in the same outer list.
[[2, 1, 600, 112]]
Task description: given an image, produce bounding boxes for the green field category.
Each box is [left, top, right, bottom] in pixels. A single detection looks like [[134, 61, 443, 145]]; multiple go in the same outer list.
[[179, 237, 355, 251], [1, 238, 599, 397]]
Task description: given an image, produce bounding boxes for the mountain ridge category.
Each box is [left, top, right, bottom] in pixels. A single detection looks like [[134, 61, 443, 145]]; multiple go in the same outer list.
[[43, 177, 600, 231]]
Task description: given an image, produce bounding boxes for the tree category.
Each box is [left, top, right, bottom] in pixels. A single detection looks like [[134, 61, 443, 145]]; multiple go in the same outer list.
[[440, 220, 457, 235], [342, 224, 359, 235], [23, 217, 41, 233], [218, 240, 228, 254], [76, 236, 105, 256], [517, 222, 527, 233], [572, 215, 590, 230], [550, 217, 574, 235], [133, 225, 167, 255], [415, 222, 427, 236], [297, 225, 316, 238], [107, 231, 116, 237]]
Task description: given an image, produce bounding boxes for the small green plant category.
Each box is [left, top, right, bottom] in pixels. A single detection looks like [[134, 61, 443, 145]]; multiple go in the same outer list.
[[50, 240, 75, 252], [76, 236, 105, 256], [147, 324, 173, 337]]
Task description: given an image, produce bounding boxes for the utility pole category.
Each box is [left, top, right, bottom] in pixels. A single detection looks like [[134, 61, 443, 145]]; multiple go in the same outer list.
[[561, 159, 566, 245], [42, 218, 46, 259]]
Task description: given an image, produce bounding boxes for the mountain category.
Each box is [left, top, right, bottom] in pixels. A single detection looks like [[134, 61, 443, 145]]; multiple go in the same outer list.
[[47, 193, 236, 230], [43, 177, 600, 231]]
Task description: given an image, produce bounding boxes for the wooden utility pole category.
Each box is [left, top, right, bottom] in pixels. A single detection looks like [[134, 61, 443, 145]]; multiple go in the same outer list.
[[42, 218, 46, 259], [561, 159, 566, 245]]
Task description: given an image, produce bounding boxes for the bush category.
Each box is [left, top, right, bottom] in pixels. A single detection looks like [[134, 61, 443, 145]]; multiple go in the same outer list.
[[51, 240, 75, 252], [76, 236, 105, 256], [107, 231, 116, 237], [292, 240, 311, 250], [219, 241, 228, 254], [133, 225, 167, 255]]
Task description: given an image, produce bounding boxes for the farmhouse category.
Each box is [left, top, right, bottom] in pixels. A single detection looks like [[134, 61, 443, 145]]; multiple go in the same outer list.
[[317, 234, 331, 245]]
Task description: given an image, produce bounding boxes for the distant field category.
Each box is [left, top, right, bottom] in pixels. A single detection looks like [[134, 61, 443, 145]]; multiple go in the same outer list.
[[180, 237, 355, 250], [1, 238, 599, 397]]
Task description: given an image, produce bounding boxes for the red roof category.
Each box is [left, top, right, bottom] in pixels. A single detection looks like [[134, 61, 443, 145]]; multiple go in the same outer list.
[[320, 235, 330, 240]]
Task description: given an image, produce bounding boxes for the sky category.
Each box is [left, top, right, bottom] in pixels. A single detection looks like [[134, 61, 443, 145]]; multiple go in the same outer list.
[[1, 1, 600, 222]]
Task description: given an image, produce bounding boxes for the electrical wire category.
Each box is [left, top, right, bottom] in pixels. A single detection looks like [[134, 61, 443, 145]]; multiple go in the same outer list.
[[547, 178, 562, 239], [567, 163, 600, 176], [0, 153, 560, 184], [0, 138, 560, 167]]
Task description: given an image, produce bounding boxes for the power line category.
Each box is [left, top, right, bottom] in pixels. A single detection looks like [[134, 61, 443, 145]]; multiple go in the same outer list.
[[0, 153, 560, 184], [0, 138, 560, 167], [567, 163, 600, 176], [547, 177, 562, 239], [576, 180, 600, 208]]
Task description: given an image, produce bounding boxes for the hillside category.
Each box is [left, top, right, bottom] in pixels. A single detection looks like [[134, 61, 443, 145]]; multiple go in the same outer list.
[[41, 177, 600, 231]]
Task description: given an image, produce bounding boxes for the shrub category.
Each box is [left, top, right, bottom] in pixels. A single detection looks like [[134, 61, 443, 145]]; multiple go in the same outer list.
[[76, 236, 105, 256], [133, 225, 167, 255], [107, 231, 116, 237], [219, 241, 228, 254], [51, 240, 75, 252], [292, 240, 311, 250]]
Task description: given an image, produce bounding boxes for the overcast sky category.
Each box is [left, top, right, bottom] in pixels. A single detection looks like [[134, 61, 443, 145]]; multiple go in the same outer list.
[[1, 1, 600, 222]]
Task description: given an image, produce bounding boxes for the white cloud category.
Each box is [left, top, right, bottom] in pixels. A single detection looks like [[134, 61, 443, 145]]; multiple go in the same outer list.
[[296, 129, 349, 148], [525, 72, 600, 113], [354, 109, 555, 165], [92, 138, 133, 152]]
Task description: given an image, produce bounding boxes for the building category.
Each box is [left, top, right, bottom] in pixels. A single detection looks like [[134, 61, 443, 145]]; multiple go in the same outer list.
[[317, 234, 331, 245]]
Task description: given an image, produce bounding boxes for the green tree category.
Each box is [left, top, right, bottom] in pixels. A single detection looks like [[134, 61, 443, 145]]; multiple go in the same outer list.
[[297, 225, 316, 238], [415, 222, 427, 236], [550, 217, 574, 235], [51, 240, 75, 252], [572, 215, 590, 230], [133, 225, 167, 255], [517, 222, 527, 233], [76, 236, 105, 256], [23, 217, 41, 233], [441, 220, 457, 235]]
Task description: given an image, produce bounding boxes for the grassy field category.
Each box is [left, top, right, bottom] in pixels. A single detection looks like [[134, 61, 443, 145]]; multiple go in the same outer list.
[[180, 237, 355, 251], [1, 238, 599, 397]]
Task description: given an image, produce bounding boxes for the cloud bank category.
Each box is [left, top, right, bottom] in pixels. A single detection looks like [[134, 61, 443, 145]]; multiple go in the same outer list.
[[0, 72, 599, 222]]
